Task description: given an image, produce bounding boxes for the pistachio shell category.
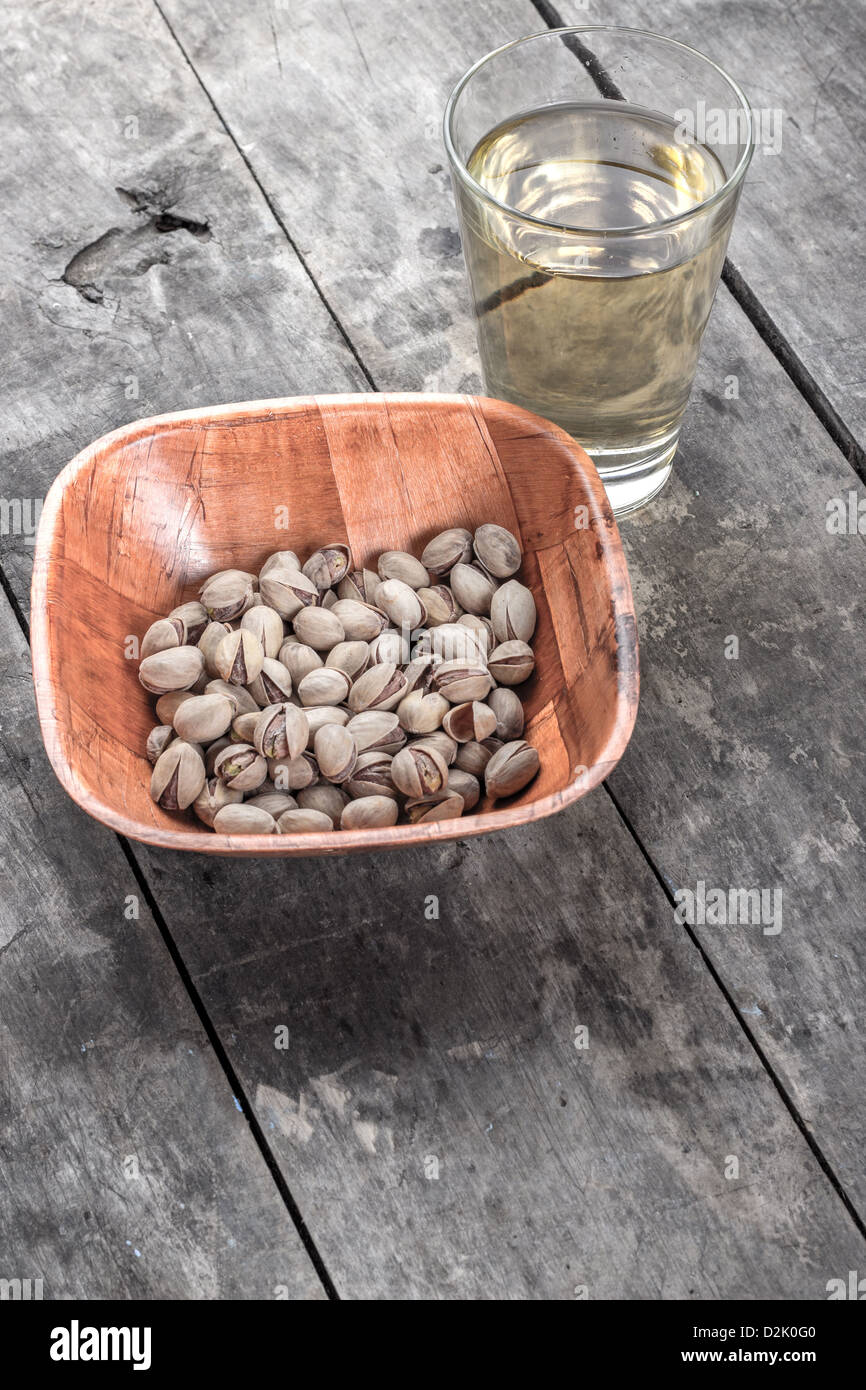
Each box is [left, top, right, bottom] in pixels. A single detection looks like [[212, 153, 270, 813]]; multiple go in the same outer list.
[[139, 645, 205, 695], [314, 724, 357, 783], [246, 656, 293, 707], [204, 737, 232, 775], [303, 706, 350, 747], [254, 702, 308, 761], [168, 600, 210, 645], [292, 606, 345, 652], [279, 641, 323, 685], [214, 629, 265, 686], [446, 768, 480, 812], [276, 808, 334, 834], [302, 543, 351, 591], [401, 653, 439, 695], [457, 614, 494, 655], [391, 744, 448, 798], [449, 562, 497, 616], [246, 791, 299, 817], [420, 528, 473, 577], [346, 711, 406, 756], [405, 792, 465, 823], [193, 777, 244, 827], [426, 623, 488, 662], [416, 585, 461, 626], [150, 740, 205, 810], [410, 731, 458, 767], [484, 740, 540, 799], [327, 599, 387, 641], [375, 579, 425, 630], [155, 690, 196, 724], [269, 751, 318, 791], [241, 604, 285, 658], [369, 630, 408, 664], [146, 725, 175, 764], [442, 700, 497, 743], [377, 550, 430, 590], [488, 640, 535, 686], [337, 568, 381, 605], [396, 690, 449, 734], [340, 796, 399, 830], [172, 693, 234, 743], [325, 640, 371, 681], [488, 686, 525, 741], [204, 680, 259, 716], [454, 738, 499, 776], [259, 567, 319, 619], [260, 550, 300, 581], [214, 743, 268, 792], [345, 751, 398, 800], [432, 659, 493, 704], [473, 523, 522, 578], [200, 570, 256, 622], [141, 617, 183, 659], [231, 711, 262, 744], [213, 803, 276, 835], [198, 621, 231, 676], [297, 667, 351, 707], [490, 579, 536, 644], [347, 662, 408, 713], [297, 784, 350, 820]]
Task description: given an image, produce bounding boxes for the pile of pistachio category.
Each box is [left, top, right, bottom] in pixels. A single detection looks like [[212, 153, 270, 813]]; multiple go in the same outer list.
[[139, 524, 540, 834]]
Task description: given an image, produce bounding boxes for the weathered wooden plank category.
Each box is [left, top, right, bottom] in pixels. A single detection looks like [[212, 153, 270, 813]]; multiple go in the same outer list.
[[155, 0, 866, 1222], [0, 0, 366, 614], [552, 0, 866, 453], [0, 595, 325, 1299]]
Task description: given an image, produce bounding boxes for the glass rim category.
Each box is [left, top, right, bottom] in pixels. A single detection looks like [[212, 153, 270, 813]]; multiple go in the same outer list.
[[443, 25, 755, 239]]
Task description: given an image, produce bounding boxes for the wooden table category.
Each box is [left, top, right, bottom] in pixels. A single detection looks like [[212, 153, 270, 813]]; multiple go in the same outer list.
[[2, 0, 864, 1300]]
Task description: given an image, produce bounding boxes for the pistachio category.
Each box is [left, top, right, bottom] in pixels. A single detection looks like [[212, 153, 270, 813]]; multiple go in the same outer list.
[[375, 578, 425, 630], [240, 604, 285, 658], [488, 686, 525, 741], [302, 543, 352, 591], [391, 744, 448, 798], [442, 700, 497, 743], [326, 640, 371, 681], [146, 724, 175, 764], [245, 657, 293, 707], [297, 784, 350, 821], [421, 528, 473, 577], [150, 740, 205, 810], [200, 570, 256, 622], [491, 579, 536, 644], [259, 567, 319, 620], [260, 550, 300, 581], [346, 711, 406, 756], [341, 796, 399, 830], [168, 600, 210, 645], [254, 703, 308, 761], [337, 568, 381, 605], [484, 740, 540, 800], [279, 641, 323, 685], [432, 659, 493, 704], [473, 523, 522, 579], [328, 599, 387, 641], [314, 724, 357, 783], [173, 693, 235, 744], [427, 623, 488, 663], [297, 668, 351, 708], [139, 645, 205, 695], [416, 585, 461, 626], [276, 808, 334, 834], [214, 743, 268, 792], [449, 562, 497, 616], [369, 630, 408, 664], [396, 690, 449, 734], [457, 613, 494, 655], [155, 690, 196, 724], [405, 792, 465, 824], [269, 751, 318, 792], [402, 653, 440, 695], [204, 737, 232, 775], [292, 605, 345, 652], [303, 705, 350, 746], [213, 629, 264, 687], [411, 730, 459, 767], [198, 621, 231, 676], [446, 768, 480, 812], [347, 662, 408, 713], [231, 711, 262, 744], [204, 679, 259, 716], [141, 617, 183, 659], [377, 550, 430, 590], [454, 738, 499, 776], [246, 791, 299, 817], [213, 803, 276, 835], [488, 640, 535, 686], [345, 751, 398, 800], [193, 777, 244, 827]]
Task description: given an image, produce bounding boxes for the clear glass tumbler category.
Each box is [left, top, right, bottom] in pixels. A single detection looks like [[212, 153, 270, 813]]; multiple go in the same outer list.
[[444, 27, 753, 514]]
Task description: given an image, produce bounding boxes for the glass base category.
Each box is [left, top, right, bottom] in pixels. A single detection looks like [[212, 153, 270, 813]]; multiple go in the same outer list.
[[592, 437, 677, 516]]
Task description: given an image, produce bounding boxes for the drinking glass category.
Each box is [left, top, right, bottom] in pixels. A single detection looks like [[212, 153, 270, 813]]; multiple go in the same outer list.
[[444, 27, 753, 514]]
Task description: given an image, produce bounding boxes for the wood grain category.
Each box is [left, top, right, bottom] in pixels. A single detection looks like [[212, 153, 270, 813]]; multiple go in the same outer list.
[[0, 598, 325, 1299], [32, 393, 638, 854]]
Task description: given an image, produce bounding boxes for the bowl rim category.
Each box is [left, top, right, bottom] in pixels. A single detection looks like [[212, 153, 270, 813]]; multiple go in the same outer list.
[[31, 392, 639, 856]]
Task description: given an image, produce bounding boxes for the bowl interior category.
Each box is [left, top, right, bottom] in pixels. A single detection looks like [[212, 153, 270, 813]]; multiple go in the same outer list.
[[32, 393, 637, 854]]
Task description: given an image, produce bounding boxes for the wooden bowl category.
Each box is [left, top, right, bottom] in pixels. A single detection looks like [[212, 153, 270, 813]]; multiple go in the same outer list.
[[31, 394, 638, 855]]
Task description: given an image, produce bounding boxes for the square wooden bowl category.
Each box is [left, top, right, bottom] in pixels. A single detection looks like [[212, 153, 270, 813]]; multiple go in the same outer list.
[[31, 394, 638, 855]]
